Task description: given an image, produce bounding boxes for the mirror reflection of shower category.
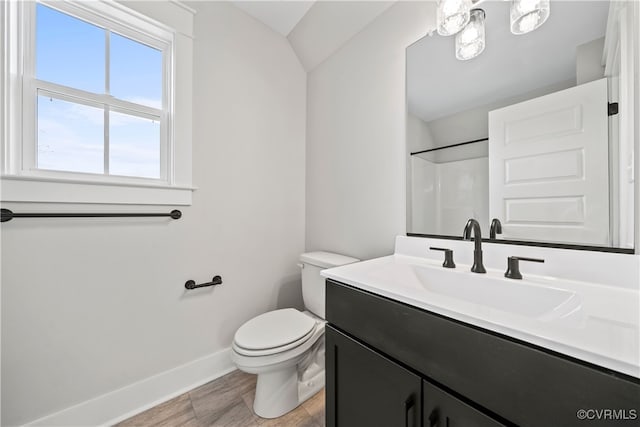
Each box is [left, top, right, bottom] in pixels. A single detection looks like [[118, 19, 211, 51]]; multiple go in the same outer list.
[[406, 0, 635, 249]]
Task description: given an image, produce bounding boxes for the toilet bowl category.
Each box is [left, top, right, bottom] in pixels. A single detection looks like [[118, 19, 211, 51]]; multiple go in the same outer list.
[[231, 252, 359, 419], [232, 309, 325, 418]]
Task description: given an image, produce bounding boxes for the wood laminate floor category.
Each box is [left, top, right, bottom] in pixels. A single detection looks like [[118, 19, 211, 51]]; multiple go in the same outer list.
[[116, 370, 325, 427]]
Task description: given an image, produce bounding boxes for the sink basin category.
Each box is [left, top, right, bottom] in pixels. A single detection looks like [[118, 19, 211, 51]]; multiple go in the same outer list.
[[362, 260, 582, 321], [409, 265, 581, 319]]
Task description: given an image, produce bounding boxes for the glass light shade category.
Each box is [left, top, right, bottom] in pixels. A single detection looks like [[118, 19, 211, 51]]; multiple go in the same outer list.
[[437, 0, 472, 36], [510, 0, 550, 35], [455, 9, 485, 60]]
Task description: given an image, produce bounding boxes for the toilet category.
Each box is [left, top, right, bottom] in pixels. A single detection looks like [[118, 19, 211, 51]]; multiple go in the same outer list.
[[231, 251, 359, 419]]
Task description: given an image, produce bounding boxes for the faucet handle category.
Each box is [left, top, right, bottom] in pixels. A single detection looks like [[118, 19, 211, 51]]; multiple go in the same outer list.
[[504, 256, 544, 280], [430, 247, 456, 268]]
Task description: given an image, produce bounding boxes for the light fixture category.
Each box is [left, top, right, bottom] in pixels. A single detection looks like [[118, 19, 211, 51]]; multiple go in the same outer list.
[[455, 9, 485, 61], [437, 0, 472, 36], [434, 0, 550, 60], [510, 0, 550, 35]]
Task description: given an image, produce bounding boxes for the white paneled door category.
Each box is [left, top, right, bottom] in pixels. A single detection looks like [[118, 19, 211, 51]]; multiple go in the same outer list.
[[488, 78, 609, 246]]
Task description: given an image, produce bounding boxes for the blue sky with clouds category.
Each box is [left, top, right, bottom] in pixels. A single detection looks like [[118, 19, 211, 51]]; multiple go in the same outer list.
[[36, 3, 162, 178]]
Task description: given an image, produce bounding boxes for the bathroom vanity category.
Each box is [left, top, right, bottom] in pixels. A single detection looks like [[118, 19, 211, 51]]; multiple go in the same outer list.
[[325, 280, 639, 427], [322, 237, 640, 427], [324, 0, 640, 423]]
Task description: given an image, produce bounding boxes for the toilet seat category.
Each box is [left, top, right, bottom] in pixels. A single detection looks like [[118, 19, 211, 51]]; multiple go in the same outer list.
[[234, 327, 317, 356], [232, 321, 325, 371], [233, 308, 317, 357]]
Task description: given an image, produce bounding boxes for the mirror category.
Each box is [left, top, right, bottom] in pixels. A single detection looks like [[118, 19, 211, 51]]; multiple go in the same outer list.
[[406, 0, 636, 251]]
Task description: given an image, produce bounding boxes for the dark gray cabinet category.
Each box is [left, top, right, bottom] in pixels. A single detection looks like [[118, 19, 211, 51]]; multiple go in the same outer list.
[[423, 380, 506, 427], [326, 324, 506, 427], [326, 279, 640, 427], [326, 326, 421, 427]]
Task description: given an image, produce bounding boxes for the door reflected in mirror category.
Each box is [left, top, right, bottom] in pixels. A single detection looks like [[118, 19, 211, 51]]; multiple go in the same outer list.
[[406, 0, 636, 250]]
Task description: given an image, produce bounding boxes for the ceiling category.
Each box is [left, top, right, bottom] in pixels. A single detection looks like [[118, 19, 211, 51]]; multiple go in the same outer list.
[[231, 1, 395, 71], [407, 1, 611, 122], [231, 1, 316, 36]]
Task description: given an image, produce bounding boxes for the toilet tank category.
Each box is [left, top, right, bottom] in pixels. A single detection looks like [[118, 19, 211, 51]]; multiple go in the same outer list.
[[299, 251, 359, 319]]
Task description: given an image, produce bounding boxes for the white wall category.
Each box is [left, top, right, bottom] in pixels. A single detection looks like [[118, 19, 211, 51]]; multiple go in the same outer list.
[[576, 37, 606, 85], [406, 112, 435, 229], [410, 156, 436, 235], [437, 157, 489, 236], [287, 1, 394, 71], [0, 1, 306, 425], [306, 1, 435, 260], [411, 156, 489, 237], [418, 79, 574, 151], [406, 112, 435, 154]]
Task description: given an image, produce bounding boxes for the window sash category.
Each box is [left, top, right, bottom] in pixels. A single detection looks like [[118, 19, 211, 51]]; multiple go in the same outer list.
[[33, 85, 164, 176], [20, 0, 173, 184]]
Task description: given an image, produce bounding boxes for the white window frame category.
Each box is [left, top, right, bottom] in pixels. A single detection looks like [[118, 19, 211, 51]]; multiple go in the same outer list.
[[1, 0, 195, 205]]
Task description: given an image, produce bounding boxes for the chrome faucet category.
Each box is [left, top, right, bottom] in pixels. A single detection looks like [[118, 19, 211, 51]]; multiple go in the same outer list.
[[462, 218, 486, 273]]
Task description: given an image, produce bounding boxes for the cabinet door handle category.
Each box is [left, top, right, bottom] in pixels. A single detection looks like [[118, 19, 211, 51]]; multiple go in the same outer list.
[[404, 396, 415, 427], [428, 408, 439, 427]]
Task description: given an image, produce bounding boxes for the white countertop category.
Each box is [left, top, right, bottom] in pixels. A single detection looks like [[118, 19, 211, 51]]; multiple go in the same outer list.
[[322, 251, 640, 378]]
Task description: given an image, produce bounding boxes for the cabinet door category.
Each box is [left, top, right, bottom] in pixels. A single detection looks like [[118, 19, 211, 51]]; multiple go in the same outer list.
[[326, 325, 421, 427], [423, 380, 507, 427]]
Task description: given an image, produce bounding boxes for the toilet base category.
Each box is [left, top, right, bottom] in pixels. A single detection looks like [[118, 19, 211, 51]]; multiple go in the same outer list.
[[253, 367, 325, 419], [298, 367, 325, 405]]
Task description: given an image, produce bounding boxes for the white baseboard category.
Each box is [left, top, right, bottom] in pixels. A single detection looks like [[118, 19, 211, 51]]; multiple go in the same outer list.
[[24, 348, 235, 427]]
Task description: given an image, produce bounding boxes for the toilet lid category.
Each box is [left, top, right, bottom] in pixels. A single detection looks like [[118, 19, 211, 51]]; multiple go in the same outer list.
[[234, 308, 316, 351]]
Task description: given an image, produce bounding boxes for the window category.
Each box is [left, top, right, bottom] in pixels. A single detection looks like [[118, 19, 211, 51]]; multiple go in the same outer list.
[[35, 3, 164, 179], [30, 2, 168, 180], [1, 0, 195, 205]]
